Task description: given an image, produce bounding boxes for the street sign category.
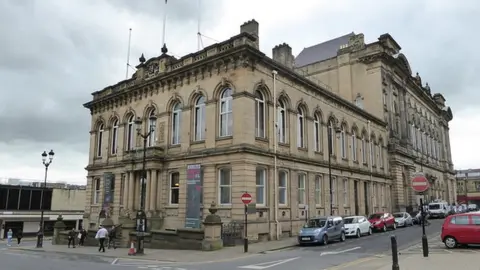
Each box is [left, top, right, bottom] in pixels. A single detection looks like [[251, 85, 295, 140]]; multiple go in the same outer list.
[[241, 192, 252, 204], [411, 173, 429, 193]]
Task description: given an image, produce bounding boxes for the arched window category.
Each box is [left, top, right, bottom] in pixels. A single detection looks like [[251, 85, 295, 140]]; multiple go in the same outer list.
[[411, 123, 416, 148], [297, 107, 305, 148], [277, 100, 287, 143], [340, 125, 346, 158], [126, 115, 135, 150], [194, 96, 206, 141], [327, 120, 335, 155], [219, 88, 233, 137], [370, 137, 376, 166], [147, 109, 156, 147], [361, 133, 366, 163], [351, 129, 357, 161], [172, 103, 181, 145], [378, 139, 384, 167], [111, 119, 119, 155], [255, 90, 265, 138], [313, 114, 321, 152], [97, 123, 104, 157]]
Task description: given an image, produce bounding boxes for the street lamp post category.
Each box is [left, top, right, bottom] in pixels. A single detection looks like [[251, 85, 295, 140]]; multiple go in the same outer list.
[[134, 115, 157, 255], [327, 125, 341, 216], [36, 150, 55, 248]]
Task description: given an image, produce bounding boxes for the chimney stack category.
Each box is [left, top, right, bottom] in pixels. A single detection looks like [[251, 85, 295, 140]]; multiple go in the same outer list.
[[240, 19, 259, 49], [272, 43, 294, 69]]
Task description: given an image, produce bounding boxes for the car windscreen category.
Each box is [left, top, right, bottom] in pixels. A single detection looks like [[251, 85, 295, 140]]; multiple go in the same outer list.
[[304, 219, 326, 228], [393, 213, 404, 218], [368, 214, 383, 219], [428, 204, 441, 210], [343, 218, 356, 224]]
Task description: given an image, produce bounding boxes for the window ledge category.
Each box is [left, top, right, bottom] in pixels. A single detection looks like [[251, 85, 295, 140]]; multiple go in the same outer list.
[[353, 160, 359, 164], [190, 140, 205, 145], [278, 142, 289, 147], [165, 205, 179, 209], [94, 156, 102, 160], [314, 151, 323, 155], [216, 136, 233, 141], [168, 144, 181, 149], [297, 147, 307, 152], [217, 204, 232, 209], [342, 157, 348, 162], [255, 137, 268, 142]]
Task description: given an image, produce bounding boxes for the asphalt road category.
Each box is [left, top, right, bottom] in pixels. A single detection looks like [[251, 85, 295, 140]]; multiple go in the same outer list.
[[1, 220, 443, 270]]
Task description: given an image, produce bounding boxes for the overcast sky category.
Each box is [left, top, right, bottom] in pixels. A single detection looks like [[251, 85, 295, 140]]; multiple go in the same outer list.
[[0, 0, 478, 184]]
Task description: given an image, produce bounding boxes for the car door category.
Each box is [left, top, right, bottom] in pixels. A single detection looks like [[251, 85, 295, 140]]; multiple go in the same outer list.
[[326, 219, 335, 238], [332, 219, 342, 239], [359, 217, 369, 234], [450, 215, 470, 243], [470, 215, 480, 244]]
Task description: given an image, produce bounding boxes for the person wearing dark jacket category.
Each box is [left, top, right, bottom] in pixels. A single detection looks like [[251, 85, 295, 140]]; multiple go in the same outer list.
[[79, 228, 87, 246], [16, 229, 23, 245], [108, 226, 117, 249], [67, 228, 76, 248]]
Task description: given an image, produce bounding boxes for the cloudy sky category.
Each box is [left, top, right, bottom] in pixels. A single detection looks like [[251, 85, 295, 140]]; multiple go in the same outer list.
[[0, 0, 478, 184]]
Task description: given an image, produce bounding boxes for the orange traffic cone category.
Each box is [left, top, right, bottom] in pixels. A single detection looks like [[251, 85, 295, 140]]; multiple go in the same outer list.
[[128, 241, 136, 256]]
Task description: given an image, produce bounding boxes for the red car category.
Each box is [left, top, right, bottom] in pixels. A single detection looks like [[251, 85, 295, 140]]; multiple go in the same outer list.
[[441, 212, 480, 249], [368, 212, 397, 232]]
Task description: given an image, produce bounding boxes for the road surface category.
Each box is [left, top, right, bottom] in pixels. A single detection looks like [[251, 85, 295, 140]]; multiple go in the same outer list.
[[1, 220, 443, 270]]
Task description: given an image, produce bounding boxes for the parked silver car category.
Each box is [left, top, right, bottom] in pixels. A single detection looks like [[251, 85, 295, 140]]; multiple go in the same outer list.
[[393, 212, 413, 227]]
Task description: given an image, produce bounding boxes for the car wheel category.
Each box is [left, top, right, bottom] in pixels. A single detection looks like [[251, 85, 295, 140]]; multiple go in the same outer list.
[[382, 224, 387, 232], [322, 235, 328, 245], [392, 223, 397, 230], [356, 229, 361, 238], [340, 232, 346, 242], [368, 227, 373, 235], [444, 236, 457, 249]]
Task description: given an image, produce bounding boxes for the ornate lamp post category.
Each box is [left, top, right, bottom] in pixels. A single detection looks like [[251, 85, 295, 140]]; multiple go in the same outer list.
[[36, 150, 54, 248], [134, 115, 157, 255]]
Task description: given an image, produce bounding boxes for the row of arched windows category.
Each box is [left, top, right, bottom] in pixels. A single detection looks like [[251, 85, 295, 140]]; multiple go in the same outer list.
[[94, 87, 384, 168]]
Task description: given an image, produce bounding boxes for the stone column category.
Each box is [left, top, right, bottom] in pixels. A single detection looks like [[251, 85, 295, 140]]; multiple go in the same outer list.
[[145, 170, 152, 212], [150, 170, 158, 211], [123, 173, 130, 207], [128, 171, 135, 210], [202, 202, 223, 251]]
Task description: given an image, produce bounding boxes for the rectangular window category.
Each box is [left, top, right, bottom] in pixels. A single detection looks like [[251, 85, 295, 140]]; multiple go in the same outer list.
[[372, 183, 377, 206], [332, 177, 337, 206], [111, 125, 118, 155], [370, 141, 375, 166], [376, 145, 381, 167], [313, 119, 320, 152], [315, 176, 322, 206], [219, 168, 232, 205], [298, 174, 306, 205], [381, 184, 385, 206], [256, 168, 266, 205], [170, 172, 180, 205], [343, 179, 349, 206], [278, 171, 288, 205], [93, 178, 100, 204], [361, 138, 366, 163], [119, 174, 125, 205]]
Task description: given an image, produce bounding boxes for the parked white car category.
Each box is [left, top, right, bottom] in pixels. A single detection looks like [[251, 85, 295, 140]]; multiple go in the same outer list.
[[343, 216, 372, 238], [393, 212, 413, 227]]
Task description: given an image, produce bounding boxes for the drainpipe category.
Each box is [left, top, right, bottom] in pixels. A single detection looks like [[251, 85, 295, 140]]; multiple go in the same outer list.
[[272, 70, 280, 240], [367, 120, 373, 214]]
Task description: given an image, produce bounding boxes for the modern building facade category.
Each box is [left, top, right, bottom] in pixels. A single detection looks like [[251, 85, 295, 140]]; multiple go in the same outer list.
[[456, 169, 480, 205], [83, 20, 393, 240], [0, 184, 85, 238], [295, 32, 456, 210]]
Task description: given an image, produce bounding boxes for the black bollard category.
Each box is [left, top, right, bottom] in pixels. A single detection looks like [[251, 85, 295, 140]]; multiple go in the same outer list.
[[391, 235, 400, 270], [420, 198, 429, 257]]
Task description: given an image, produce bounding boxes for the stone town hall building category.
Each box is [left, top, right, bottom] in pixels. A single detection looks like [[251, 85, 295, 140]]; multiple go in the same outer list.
[[82, 20, 455, 240]]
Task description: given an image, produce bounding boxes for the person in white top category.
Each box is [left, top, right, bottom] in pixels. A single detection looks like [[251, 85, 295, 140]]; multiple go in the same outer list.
[[95, 226, 108, 252]]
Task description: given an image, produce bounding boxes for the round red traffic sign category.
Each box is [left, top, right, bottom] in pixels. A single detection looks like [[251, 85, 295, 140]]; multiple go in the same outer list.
[[411, 173, 429, 193], [241, 193, 252, 204]]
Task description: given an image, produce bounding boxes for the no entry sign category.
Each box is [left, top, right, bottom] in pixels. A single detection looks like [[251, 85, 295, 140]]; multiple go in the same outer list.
[[411, 173, 429, 193], [241, 192, 252, 204]]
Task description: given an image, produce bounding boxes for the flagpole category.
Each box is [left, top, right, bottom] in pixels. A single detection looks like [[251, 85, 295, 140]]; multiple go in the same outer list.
[[125, 28, 132, 80], [161, 0, 168, 51], [197, 0, 201, 51]]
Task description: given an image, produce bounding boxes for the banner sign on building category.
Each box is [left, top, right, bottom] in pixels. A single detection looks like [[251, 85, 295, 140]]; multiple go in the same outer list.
[[185, 164, 203, 228], [103, 172, 115, 217]]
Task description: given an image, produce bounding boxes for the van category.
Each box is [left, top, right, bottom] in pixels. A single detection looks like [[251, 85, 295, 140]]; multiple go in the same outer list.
[[428, 201, 449, 218]]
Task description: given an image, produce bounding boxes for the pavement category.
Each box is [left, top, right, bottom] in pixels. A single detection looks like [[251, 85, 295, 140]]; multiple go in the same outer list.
[[1, 220, 451, 270]]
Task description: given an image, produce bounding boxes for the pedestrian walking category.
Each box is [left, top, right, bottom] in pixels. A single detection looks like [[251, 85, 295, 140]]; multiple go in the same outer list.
[[16, 229, 23, 245], [67, 228, 76, 248], [79, 228, 87, 246], [95, 226, 108, 253], [107, 225, 117, 249], [6, 229, 13, 247]]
